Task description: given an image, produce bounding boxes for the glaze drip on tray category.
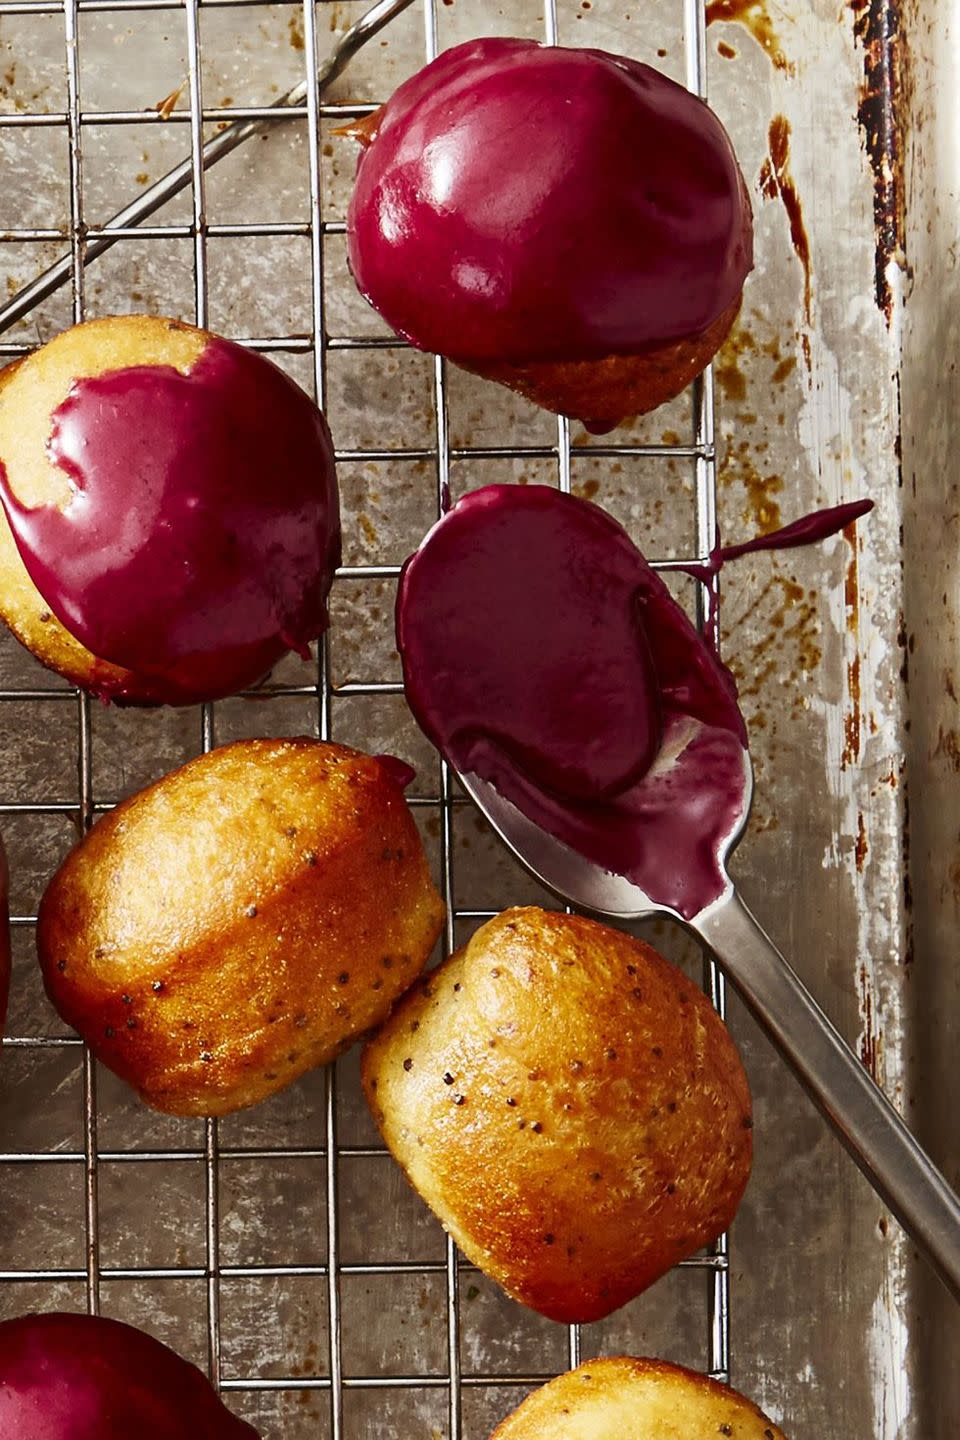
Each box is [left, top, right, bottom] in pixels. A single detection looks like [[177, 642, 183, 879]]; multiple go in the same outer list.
[[717, 498, 872, 561], [673, 498, 873, 651], [397, 485, 872, 920]]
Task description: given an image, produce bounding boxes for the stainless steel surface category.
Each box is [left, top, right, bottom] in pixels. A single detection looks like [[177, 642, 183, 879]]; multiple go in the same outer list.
[[0, 0, 951, 1436], [0, 0, 414, 330], [899, 0, 960, 1418], [700, 893, 960, 1304]]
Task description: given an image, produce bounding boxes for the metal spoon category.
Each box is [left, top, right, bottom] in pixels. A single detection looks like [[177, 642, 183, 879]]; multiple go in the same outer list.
[[0, 0, 416, 333], [457, 749, 960, 1302]]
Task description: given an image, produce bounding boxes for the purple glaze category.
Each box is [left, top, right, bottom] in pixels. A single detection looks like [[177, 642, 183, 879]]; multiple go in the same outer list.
[[397, 485, 748, 918], [375, 753, 417, 790], [0, 1313, 259, 1439], [718, 498, 873, 562], [0, 337, 340, 705], [347, 38, 753, 364]]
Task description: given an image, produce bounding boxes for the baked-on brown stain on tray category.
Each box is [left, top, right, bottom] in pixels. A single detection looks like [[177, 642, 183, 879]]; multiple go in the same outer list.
[[855, 812, 869, 874], [154, 79, 186, 120], [849, 0, 909, 323], [715, 323, 796, 409], [858, 964, 882, 1081], [705, 0, 792, 73], [713, 318, 863, 800], [714, 327, 803, 538], [771, 354, 797, 385], [720, 436, 783, 535], [757, 156, 778, 201], [722, 571, 821, 835], [714, 339, 750, 406], [726, 575, 821, 707], [843, 535, 862, 768], [573, 478, 601, 501], [766, 116, 813, 329], [711, 310, 848, 837]]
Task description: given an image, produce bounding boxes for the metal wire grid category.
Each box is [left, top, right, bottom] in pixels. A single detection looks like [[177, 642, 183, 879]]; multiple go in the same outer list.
[[0, 0, 730, 1434]]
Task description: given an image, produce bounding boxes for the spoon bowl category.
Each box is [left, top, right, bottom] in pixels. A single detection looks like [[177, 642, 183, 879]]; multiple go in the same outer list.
[[459, 739, 752, 922]]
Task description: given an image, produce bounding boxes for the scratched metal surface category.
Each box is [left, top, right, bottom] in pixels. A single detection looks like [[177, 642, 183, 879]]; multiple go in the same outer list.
[[0, 0, 949, 1437]]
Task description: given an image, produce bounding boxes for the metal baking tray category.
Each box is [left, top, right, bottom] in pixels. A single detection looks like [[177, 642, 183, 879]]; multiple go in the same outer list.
[[0, 0, 955, 1435]]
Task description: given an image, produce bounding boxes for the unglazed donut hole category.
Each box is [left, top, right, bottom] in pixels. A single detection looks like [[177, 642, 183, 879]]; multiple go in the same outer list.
[[363, 907, 752, 1323], [38, 739, 445, 1116], [487, 1357, 790, 1440]]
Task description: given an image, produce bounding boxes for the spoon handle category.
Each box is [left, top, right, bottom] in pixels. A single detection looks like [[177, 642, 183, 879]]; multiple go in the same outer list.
[[697, 887, 960, 1302]]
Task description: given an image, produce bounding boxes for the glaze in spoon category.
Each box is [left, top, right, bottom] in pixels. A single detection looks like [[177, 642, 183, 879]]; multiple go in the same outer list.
[[397, 483, 960, 1302]]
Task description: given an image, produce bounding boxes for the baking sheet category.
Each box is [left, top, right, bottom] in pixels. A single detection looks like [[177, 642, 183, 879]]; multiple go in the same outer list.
[[0, 0, 955, 1435]]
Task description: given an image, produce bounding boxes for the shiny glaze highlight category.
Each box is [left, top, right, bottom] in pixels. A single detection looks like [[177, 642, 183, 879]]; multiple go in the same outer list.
[[347, 38, 753, 365], [0, 1312, 258, 1438], [0, 337, 340, 704]]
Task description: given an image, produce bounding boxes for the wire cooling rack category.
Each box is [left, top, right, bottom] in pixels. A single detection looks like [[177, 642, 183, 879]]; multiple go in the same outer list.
[[0, 1, 731, 1435]]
